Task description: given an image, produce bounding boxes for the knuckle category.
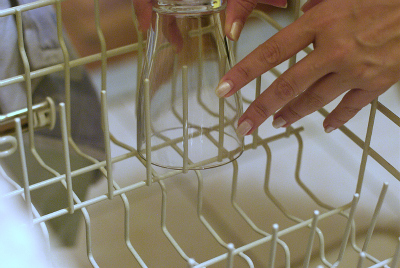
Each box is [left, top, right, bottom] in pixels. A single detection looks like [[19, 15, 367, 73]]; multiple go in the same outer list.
[[341, 105, 362, 119], [331, 39, 355, 63], [251, 99, 272, 119], [372, 75, 395, 90], [351, 64, 369, 80], [286, 105, 303, 120], [303, 90, 325, 110], [235, 64, 253, 82], [236, 0, 257, 15], [273, 76, 299, 101], [258, 40, 283, 65], [355, 28, 383, 48]]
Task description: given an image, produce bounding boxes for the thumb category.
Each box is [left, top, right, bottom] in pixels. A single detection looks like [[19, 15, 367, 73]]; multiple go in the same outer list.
[[133, 0, 153, 31], [225, 0, 287, 41]]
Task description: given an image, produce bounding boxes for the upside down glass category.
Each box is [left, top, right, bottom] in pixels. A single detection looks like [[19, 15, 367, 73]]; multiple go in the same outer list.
[[137, 0, 243, 170]]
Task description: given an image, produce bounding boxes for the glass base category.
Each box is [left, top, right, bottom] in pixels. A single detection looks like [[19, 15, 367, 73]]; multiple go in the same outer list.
[[138, 127, 243, 170]]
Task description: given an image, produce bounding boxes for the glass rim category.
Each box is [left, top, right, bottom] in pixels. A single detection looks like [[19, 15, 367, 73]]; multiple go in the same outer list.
[[154, 0, 226, 8], [137, 147, 244, 170]]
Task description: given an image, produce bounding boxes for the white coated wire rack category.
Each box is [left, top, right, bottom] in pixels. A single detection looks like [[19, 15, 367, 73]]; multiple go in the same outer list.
[[0, 0, 399, 267]]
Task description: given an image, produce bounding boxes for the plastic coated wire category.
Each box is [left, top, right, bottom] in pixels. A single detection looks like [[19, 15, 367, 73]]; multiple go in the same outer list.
[[0, 0, 398, 267]]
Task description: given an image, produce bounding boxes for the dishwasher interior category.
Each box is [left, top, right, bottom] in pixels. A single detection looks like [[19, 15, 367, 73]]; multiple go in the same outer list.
[[0, 0, 399, 267]]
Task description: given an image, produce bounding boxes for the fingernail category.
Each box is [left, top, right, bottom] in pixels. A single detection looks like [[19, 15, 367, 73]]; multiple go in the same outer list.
[[272, 117, 287, 129], [237, 119, 253, 137], [230, 21, 243, 41], [215, 81, 232, 98], [324, 126, 336, 133]]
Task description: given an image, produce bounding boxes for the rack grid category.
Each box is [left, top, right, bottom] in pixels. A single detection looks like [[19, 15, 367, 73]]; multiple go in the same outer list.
[[0, 0, 399, 267]]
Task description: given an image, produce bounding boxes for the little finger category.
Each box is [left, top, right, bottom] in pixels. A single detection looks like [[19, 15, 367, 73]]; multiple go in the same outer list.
[[323, 88, 386, 133], [272, 73, 348, 128]]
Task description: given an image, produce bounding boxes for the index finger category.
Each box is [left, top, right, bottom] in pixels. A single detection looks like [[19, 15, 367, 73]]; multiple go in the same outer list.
[[215, 15, 314, 98]]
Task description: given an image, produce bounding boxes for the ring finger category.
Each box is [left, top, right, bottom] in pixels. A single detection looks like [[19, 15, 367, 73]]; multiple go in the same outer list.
[[272, 72, 348, 128]]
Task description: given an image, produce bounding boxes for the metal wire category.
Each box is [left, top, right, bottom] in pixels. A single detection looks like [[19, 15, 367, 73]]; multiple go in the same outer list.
[[0, 0, 399, 267]]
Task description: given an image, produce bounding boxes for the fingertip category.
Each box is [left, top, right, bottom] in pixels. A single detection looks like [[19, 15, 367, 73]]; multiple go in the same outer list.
[[272, 116, 287, 129], [236, 119, 254, 137], [229, 21, 244, 41], [323, 119, 339, 133], [225, 0, 256, 40], [324, 126, 336, 133], [215, 80, 234, 98]]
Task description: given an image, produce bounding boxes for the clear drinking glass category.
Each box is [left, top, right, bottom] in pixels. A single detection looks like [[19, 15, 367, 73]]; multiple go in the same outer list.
[[137, 0, 243, 170]]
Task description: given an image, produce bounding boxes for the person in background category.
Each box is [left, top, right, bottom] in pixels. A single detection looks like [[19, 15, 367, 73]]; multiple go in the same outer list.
[[135, 0, 400, 136]]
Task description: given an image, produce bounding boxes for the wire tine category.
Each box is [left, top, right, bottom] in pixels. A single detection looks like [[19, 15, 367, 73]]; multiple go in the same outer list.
[[15, 9, 34, 148], [187, 258, 197, 268], [255, 76, 262, 98], [93, 0, 108, 93], [182, 66, 189, 173], [226, 243, 235, 268], [158, 180, 192, 262], [121, 193, 148, 268], [81, 208, 99, 268], [218, 97, 225, 162], [268, 224, 279, 268], [333, 194, 360, 267], [15, 118, 32, 222], [101, 91, 114, 199], [303, 210, 320, 268], [357, 252, 366, 268], [59, 103, 74, 213], [391, 237, 400, 268], [252, 76, 261, 149], [131, 1, 144, 93], [356, 99, 378, 194], [16, 7, 59, 178], [362, 182, 389, 252], [197, 17, 204, 91], [194, 169, 254, 267], [55, 0, 72, 136], [144, 79, 152, 185], [218, 54, 227, 162]]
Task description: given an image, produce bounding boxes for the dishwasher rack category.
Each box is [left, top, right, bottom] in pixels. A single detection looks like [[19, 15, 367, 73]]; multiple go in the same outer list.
[[0, 0, 399, 267]]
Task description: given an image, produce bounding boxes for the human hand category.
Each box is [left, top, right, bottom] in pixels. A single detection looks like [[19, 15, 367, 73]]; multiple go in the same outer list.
[[216, 0, 400, 135]]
